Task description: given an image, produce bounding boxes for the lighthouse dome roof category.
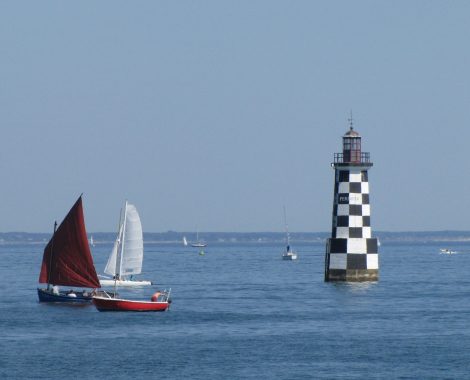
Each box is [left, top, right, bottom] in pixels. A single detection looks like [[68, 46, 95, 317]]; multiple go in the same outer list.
[[344, 127, 360, 138]]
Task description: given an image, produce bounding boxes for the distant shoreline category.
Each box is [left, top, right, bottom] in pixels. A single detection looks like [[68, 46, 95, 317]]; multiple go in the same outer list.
[[2, 231, 470, 244]]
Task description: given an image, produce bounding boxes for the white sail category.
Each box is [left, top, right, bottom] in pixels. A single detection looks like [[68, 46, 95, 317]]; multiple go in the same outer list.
[[120, 203, 144, 276], [183, 236, 188, 246], [104, 223, 123, 276], [101, 202, 147, 287]]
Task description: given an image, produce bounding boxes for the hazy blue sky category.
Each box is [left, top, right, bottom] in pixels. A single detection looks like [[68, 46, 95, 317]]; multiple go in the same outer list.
[[1, 1, 469, 233]]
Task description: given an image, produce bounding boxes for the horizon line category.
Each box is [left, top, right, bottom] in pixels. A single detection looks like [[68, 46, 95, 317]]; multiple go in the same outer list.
[[2, 230, 470, 235]]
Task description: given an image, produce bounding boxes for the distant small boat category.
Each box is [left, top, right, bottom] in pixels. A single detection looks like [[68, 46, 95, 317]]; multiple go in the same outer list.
[[90, 235, 95, 247], [183, 236, 188, 246], [191, 242, 207, 248], [37, 196, 101, 303], [191, 230, 207, 248], [440, 249, 457, 254], [281, 206, 298, 261], [282, 246, 297, 260], [100, 201, 152, 287]]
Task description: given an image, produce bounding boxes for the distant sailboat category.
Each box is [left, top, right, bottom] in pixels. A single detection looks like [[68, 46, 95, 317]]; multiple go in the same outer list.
[[191, 230, 207, 248], [183, 236, 188, 246], [90, 235, 95, 247], [37, 196, 101, 303], [99, 201, 152, 287], [281, 206, 297, 261]]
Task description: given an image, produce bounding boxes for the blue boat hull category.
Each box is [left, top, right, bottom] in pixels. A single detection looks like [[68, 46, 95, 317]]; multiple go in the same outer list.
[[37, 288, 93, 303]]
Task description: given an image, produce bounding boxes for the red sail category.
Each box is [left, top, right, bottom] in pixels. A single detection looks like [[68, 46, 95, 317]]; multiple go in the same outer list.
[[38, 196, 101, 288]]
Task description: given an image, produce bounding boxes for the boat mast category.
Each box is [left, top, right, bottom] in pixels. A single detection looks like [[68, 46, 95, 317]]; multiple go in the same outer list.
[[119, 201, 128, 278], [113, 203, 126, 297], [47, 221, 58, 289], [283, 206, 290, 249]]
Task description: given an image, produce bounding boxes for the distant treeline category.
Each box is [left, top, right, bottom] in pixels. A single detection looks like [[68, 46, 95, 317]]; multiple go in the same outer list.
[[2, 230, 470, 244]]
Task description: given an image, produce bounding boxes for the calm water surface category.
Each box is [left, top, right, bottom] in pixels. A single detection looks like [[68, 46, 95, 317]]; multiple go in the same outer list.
[[1, 240, 470, 379]]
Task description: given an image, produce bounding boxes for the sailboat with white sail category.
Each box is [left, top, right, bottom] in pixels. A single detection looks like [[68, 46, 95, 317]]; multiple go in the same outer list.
[[281, 206, 297, 260], [183, 236, 188, 246], [99, 201, 152, 287], [190, 230, 207, 248]]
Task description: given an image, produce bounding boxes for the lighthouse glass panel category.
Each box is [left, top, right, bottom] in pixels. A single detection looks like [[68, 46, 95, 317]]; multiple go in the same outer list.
[[343, 138, 351, 162], [351, 139, 361, 151], [351, 138, 361, 162]]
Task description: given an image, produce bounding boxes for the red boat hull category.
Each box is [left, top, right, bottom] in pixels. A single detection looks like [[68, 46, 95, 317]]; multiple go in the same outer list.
[[92, 296, 169, 312]]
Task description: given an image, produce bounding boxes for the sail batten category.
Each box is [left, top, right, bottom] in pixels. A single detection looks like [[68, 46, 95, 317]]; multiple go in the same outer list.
[[38, 197, 100, 288]]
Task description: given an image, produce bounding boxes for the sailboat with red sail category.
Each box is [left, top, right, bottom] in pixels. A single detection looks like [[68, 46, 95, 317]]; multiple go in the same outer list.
[[37, 196, 101, 303]]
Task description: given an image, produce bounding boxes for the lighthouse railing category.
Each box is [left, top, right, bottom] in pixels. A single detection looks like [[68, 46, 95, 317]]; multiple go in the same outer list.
[[333, 152, 370, 164]]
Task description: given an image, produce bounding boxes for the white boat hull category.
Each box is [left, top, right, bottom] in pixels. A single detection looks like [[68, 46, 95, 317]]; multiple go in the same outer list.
[[99, 279, 152, 287], [440, 249, 456, 255], [282, 253, 298, 260]]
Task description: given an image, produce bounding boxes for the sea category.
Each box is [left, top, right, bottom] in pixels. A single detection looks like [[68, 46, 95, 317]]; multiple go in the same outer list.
[[1, 239, 470, 379]]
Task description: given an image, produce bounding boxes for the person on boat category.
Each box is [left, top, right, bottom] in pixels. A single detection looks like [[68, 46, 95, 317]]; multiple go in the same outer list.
[[151, 292, 161, 302]]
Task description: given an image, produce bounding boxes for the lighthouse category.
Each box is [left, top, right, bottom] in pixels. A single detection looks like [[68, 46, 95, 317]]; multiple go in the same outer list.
[[324, 119, 378, 281]]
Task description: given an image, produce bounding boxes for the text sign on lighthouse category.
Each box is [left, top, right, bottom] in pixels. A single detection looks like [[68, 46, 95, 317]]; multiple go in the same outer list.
[[324, 121, 379, 282]]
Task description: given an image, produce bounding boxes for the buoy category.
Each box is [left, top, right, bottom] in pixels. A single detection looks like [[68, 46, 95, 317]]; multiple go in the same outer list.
[[151, 292, 161, 302]]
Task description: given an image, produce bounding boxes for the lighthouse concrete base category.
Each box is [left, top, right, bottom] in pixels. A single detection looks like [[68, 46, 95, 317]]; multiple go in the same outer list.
[[325, 269, 378, 282]]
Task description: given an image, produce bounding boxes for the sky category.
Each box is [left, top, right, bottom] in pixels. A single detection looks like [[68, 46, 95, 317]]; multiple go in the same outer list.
[[1, 1, 469, 233]]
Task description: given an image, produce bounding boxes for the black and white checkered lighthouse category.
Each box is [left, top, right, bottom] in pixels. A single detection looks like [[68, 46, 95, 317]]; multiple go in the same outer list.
[[324, 121, 378, 281]]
